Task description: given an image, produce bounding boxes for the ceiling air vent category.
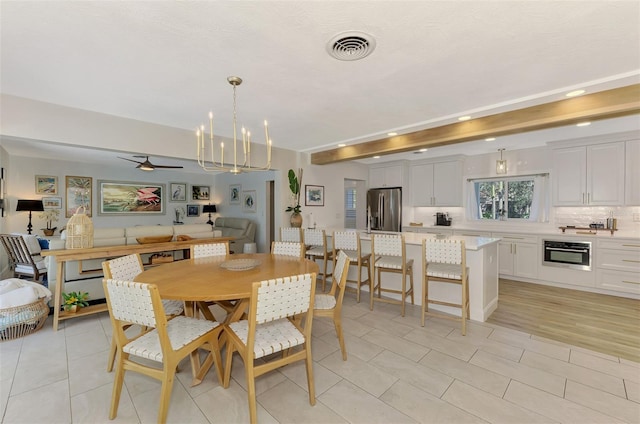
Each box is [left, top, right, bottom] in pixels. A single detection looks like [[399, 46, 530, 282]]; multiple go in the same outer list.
[[327, 31, 376, 61]]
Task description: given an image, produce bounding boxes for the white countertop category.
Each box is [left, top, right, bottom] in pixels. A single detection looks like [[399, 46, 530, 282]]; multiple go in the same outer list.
[[402, 224, 640, 241], [324, 228, 500, 251]]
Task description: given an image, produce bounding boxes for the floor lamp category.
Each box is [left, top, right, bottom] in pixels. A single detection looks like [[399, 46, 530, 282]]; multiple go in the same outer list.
[[16, 199, 44, 235], [203, 204, 217, 225]]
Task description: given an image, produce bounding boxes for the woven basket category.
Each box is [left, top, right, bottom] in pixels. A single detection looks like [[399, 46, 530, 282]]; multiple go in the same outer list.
[[65, 206, 94, 249], [0, 299, 49, 340]]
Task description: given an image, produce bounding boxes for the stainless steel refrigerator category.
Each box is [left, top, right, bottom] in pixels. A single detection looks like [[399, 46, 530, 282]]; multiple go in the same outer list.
[[367, 187, 402, 232]]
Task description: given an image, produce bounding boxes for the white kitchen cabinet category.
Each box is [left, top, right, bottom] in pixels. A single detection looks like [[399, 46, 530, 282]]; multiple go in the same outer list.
[[493, 233, 538, 279], [369, 163, 405, 188], [453, 230, 493, 237], [625, 139, 640, 205], [596, 239, 640, 294], [410, 160, 462, 206], [552, 142, 625, 206], [402, 226, 453, 236]]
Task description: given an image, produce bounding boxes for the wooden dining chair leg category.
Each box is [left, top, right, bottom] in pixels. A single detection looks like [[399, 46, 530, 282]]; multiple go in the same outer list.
[[158, 369, 176, 424], [246, 366, 258, 424], [107, 335, 117, 372], [109, 355, 126, 419], [421, 278, 428, 327], [401, 269, 406, 317], [335, 318, 347, 360], [305, 345, 316, 405]]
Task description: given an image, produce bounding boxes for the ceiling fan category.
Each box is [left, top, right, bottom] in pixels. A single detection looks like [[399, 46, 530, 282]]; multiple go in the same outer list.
[[118, 155, 184, 171]]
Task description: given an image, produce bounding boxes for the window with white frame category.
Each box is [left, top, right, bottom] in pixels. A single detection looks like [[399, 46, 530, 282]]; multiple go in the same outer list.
[[467, 174, 549, 222]]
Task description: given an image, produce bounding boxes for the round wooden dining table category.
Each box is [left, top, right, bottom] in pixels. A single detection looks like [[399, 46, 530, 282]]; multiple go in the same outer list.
[[136, 253, 319, 321]]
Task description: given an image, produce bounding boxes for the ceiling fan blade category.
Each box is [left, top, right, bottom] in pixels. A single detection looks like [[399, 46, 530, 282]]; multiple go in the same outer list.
[[118, 156, 144, 164], [153, 165, 184, 169]]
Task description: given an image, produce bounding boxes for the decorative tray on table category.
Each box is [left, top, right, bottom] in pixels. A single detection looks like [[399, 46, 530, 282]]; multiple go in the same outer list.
[[220, 258, 261, 271]]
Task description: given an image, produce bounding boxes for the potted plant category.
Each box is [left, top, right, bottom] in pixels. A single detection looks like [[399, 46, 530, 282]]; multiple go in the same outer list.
[[39, 209, 60, 236], [62, 291, 89, 313], [285, 168, 303, 227]]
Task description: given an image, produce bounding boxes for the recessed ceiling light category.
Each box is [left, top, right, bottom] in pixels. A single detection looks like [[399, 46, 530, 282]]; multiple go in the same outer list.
[[419, 148, 427, 152], [485, 137, 496, 141], [387, 132, 397, 136], [576, 122, 591, 127], [458, 116, 471, 121], [566, 89, 586, 97], [338, 143, 346, 147], [373, 156, 380, 159]]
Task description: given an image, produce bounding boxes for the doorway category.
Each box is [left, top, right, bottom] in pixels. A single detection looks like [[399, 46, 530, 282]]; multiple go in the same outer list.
[[344, 179, 366, 229]]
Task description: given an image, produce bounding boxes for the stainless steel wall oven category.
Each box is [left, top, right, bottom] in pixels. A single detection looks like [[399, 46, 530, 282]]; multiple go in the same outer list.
[[542, 240, 592, 271]]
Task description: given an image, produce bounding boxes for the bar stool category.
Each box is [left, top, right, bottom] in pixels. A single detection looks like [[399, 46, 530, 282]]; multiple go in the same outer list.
[[332, 231, 371, 303], [421, 238, 469, 335], [304, 228, 333, 292], [370, 233, 414, 316], [281, 227, 303, 243]]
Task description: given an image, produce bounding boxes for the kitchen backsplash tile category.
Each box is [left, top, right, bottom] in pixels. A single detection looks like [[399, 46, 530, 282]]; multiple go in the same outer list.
[[554, 206, 640, 232]]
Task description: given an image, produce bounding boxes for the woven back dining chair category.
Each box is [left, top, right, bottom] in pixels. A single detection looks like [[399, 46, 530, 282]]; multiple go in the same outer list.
[[332, 231, 371, 303], [102, 254, 184, 372], [103, 279, 223, 424], [371, 233, 414, 316], [190, 242, 229, 258], [188, 242, 231, 319], [223, 273, 316, 424], [280, 226, 303, 243], [271, 241, 305, 259], [421, 238, 469, 335], [314, 250, 350, 360], [304, 228, 333, 292]]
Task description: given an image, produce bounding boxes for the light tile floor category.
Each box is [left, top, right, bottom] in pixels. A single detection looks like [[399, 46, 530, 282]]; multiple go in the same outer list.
[[1, 292, 639, 423]]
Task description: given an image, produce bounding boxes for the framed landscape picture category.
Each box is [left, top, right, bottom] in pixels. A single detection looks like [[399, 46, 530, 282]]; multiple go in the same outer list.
[[35, 175, 58, 194], [305, 185, 324, 206], [187, 204, 200, 217], [169, 182, 187, 202], [65, 176, 92, 217], [192, 185, 210, 200], [98, 180, 165, 215], [229, 184, 241, 204], [242, 190, 256, 213], [42, 197, 62, 209]]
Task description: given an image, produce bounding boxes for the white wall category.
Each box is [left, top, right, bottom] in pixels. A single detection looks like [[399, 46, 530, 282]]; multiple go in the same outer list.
[[4, 155, 216, 233]]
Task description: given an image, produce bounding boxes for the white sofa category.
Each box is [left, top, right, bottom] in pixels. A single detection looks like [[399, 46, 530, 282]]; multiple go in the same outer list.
[[45, 224, 222, 304]]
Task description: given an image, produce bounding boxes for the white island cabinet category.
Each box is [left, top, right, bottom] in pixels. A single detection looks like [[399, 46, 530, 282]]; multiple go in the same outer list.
[[336, 231, 500, 322]]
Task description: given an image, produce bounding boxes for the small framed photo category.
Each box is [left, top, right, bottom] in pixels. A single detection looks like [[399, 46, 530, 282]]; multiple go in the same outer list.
[[242, 190, 256, 213], [229, 184, 241, 204], [42, 197, 62, 209], [169, 182, 187, 202], [192, 185, 210, 200], [36, 175, 58, 194], [187, 204, 200, 217], [305, 185, 324, 206]]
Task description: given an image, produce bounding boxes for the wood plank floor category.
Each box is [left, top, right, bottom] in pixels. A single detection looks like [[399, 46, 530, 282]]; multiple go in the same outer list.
[[487, 279, 640, 362]]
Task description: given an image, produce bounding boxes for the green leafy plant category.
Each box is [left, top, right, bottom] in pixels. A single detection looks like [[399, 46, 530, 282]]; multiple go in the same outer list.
[[285, 168, 303, 214], [62, 291, 89, 311]]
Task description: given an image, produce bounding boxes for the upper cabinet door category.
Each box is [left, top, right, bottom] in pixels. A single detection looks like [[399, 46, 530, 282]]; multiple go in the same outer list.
[[433, 161, 462, 206], [410, 163, 434, 206], [369, 164, 404, 188], [552, 142, 625, 206], [625, 140, 640, 206], [552, 146, 587, 206], [588, 142, 625, 206]]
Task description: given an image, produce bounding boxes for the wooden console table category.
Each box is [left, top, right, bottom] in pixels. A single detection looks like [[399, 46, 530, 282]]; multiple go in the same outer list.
[[41, 237, 233, 331]]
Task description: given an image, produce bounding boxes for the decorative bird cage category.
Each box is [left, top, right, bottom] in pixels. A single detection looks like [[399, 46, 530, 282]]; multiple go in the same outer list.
[[65, 206, 94, 249]]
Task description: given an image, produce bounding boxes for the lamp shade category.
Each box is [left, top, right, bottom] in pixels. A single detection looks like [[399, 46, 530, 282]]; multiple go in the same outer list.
[[16, 199, 44, 212], [203, 204, 217, 213]]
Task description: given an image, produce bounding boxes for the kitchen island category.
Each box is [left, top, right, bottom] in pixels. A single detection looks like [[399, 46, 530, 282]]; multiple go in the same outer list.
[[327, 230, 500, 322]]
